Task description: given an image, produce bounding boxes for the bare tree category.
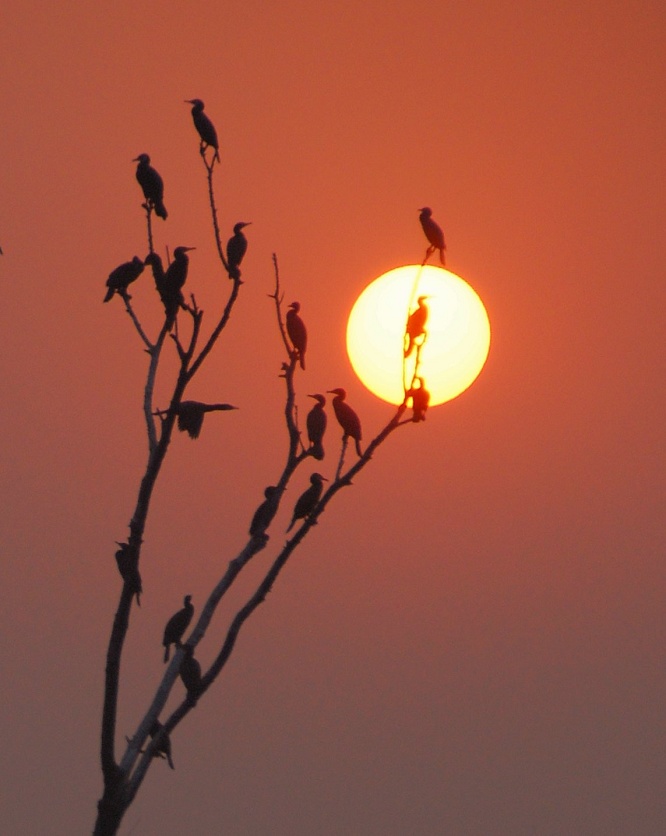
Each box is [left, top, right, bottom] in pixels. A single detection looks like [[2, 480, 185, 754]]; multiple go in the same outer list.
[[94, 108, 427, 836]]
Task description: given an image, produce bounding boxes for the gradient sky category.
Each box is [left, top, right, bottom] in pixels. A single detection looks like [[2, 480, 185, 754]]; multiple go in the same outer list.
[[1, 1, 664, 834]]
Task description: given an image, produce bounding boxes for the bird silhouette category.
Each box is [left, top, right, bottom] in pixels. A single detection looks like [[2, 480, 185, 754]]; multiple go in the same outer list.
[[149, 721, 174, 769], [249, 486, 279, 537], [175, 400, 237, 439], [162, 595, 194, 663], [404, 296, 429, 358], [103, 257, 144, 302], [286, 302, 307, 369], [286, 473, 328, 532], [115, 542, 142, 605], [419, 207, 446, 265], [179, 645, 202, 702], [327, 388, 363, 457], [226, 222, 251, 281], [306, 394, 327, 460], [134, 154, 168, 220], [407, 377, 430, 422], [185, 99, 220, 161]]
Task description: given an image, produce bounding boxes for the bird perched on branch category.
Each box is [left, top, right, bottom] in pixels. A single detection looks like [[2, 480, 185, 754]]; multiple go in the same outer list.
[[407, 377, 430, 422], [327, 388, 363, 457], [404, 295, 429, 358], [149, 721, 174, 769], [226, 222, 251, 281], [133, 154, 168, 220], [103, 257, 144, 302], [162, 595, 194, 662], [185, 99, 220, 161], [286, 302, 307, 369], [158, 245, 194, 323], [249, 486, 279, 538], [115, 542, 142, 605], [287, 472, 328, 532], [175, 400, 238, 439], [306, 394, 327, 460], [179, 645, 202, 702], [419, 207, 446, 265]]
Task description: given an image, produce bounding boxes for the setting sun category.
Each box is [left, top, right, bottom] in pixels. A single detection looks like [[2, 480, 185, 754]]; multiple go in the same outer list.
[[346, 265, 491, 406]]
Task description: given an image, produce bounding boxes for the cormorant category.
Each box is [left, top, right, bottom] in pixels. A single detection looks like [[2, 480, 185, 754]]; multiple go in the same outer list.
[[162, 594, 194, 663], [404, 296, 429, 358], [185, 99, 220, 161], [149, 721, 174, 769], [103, 257, 144, 302], [144, 252, 175, 321], [175, 400, 237, 439], [286, 302, 307, 369], [179, 645, 202, 702], [133, 154, 168, 220], [115, 542, 142, 605], [226, 222, 251, 281], [419, 207, 446, 265], [407, 377, 430, 422], [286, 473, 328, 532], [327, 388, 363, 457], [249, 486, 279, 537], [306, 394, 327, 460]]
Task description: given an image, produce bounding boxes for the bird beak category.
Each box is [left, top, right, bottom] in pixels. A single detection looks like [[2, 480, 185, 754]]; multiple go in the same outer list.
[[182, 247, 196, 252], [184, 99, 194, 103]]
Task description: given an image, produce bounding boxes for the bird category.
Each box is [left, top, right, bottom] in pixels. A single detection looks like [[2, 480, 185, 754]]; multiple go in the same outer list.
[[162, 595, 194, 663], [133, 154, 167, 220], [419, 207, 446, 265], [407, 377, 430, 422], [175, 400, 237, 439], [159, 245, 194, 318], [404, 296, 429, 358], [226, 222, 251, 281], [115, 542, 142, 605], [103, 257, 144, 302], [286, 473, 328, 532], [249, 486, 279, 537], [286, 302, 307, 369], [306, 394, 327, 460], [185, 99, 220, 161], [327, 388, 363, 457], [149, 721, 174, 770], [179, 645, 202, 702]]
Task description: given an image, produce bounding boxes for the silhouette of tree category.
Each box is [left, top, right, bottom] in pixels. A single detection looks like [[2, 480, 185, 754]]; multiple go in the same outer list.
[[93, 102, 426, 836]]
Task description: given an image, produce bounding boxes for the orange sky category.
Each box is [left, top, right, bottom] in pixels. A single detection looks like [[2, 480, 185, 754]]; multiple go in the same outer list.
[[1, 1, 665, 833]]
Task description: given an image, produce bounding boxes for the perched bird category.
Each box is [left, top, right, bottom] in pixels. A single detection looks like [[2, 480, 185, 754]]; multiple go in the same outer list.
[[185, 99, 220, 161], [249, 486, 279, 538], [115, 542, 142, 605], [404, 296, 429, 358], [175, 400, 237, 439], [179, 645, 202, 702], [408, 377, 430, 422], [134, 154, 168, 220], [286, 473, 328, 532], [327, 388, 363, 457], [419, 207, 446, 265], [149, 721, 174, 769], [162, 595, 194, 663], [103, 256, 144, 302], [286, 302, 307, 369], [306, 394, 327, 460], [158, 245, 194, 322], [226, 222, 251, 281]]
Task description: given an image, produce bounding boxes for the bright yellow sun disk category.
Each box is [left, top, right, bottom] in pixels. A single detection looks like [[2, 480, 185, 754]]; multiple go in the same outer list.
[[346, 265, 491, 406]]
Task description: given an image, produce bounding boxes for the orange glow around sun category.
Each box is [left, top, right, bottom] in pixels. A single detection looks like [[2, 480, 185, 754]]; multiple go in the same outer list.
[[346, 265, 491, 406]]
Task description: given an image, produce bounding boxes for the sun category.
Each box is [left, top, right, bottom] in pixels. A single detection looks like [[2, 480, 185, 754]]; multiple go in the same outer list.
[[346, 265, 491, 406]]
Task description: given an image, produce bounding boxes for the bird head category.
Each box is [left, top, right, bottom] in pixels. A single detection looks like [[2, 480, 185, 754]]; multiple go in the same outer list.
[[264, 486, 278, 499], [184, 594, 192, 605], [417, 295, 429, 304], [133, 153, 150, 164], [289, 301, 301, 312], [419, 207, 432, 216], [308, 393, 326, 405], [185, 98, 205, 108], [174, 246, 196, 256], [327, 388, 346, 399], [311, 473, 328, 483], [144, 252, 163, 266], [233, 222, 251, 233]]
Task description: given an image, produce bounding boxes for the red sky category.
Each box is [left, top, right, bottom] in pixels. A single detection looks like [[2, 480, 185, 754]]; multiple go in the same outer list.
[[1, 1, 664, 833]]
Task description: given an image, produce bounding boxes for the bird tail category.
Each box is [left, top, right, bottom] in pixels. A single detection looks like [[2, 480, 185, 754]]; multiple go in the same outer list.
[[155, 202, 168, 220], [439, 249, 446, 266], [164, 645, 170, 663], [299, 354, 306, 371], [355, 439, 363, 457], [311, 443, 324, 461], [167, 752, 175, 770], [286, 518, 296, 533], [103, 287, 114, 303]]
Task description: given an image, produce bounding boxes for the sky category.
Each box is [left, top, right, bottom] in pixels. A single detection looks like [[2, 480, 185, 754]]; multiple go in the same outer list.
[[1, 1, 664, 833]]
